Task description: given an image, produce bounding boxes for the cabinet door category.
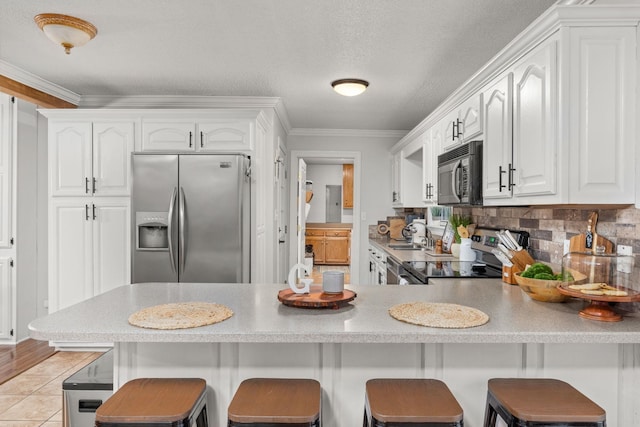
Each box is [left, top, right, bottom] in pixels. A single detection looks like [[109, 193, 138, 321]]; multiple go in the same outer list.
[[0, 257, 11, 340], [141, 121, 196, 151], [325, 233, 350, 265], [93, 201, 130, 296], [342, 164, 354, 208], [482, 73, 513, 202], [50, 122, 93, 196], [305, 235, 325, 264], [197, 120, 253, 152], [459, 94, 483, 141], [513, 39, 558, 199], [93, 122, 135, 196], [391, 153, 401, 205], [0, 95, 11, 248], [49, 199, 93, 312], [568, 27, 636, 203], [441, 110, 461, 152]]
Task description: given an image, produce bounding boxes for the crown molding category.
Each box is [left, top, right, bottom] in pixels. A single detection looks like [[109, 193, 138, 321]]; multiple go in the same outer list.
[[0, 60, 81, 105], [79, 95, 292, 131], [288, 128, 408, 139]]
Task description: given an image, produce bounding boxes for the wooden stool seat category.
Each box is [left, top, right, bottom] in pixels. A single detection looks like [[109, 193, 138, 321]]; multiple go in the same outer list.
[[365, 379, 463, 426], [484, 378, 606, 426], [228, 378, 321, 426], [95, 378, 208, 427]]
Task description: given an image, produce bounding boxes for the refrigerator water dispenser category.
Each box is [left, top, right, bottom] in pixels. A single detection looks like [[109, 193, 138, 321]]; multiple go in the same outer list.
[[136, 212, 169, 251]]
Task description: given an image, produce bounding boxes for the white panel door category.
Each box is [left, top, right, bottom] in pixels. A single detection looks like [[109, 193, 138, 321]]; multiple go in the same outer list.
[[49, 199, 93, 312], [0, 257, 12, 340], [482, 72, 513, 202], [568, 27, 636, 203], [197, 120, 253, 152], [93, 200, 130, 296], [141, 121, 196, 152], [93, 122, 135, 196], [0, 95, 11, 248], [513, 38, 558, 199], [50, 122, 93, 197], [459, 94, 483, 142]]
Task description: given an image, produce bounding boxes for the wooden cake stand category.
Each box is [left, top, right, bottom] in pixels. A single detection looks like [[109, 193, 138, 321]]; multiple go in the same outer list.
[[557, 285, 640, 322], [278, 286, 356, 309]]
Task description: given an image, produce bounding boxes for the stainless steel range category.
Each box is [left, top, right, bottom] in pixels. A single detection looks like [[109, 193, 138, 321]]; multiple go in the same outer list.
[[400, 227, 529, 284]]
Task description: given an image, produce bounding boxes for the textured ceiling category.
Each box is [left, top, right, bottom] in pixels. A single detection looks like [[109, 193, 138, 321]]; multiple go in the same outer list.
[[0, 0, 557, 131]]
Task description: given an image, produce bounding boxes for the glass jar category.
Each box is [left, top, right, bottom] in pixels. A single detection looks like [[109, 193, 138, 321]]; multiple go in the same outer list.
[[561, 250, 636, 294]]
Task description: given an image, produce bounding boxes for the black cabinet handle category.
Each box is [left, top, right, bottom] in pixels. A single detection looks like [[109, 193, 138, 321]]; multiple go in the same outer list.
[[85, 204, 89, 221], [92, 204, 96, 220], [508, 163, 516, 191], [499, 166, 506, 192], [85, 177, 90, 194], [452, 121, 457, 141], [455, 119, 463, 139], [200, 131, 204, 148], [92, 177, 96, 194], [189, 131, 193, 148]]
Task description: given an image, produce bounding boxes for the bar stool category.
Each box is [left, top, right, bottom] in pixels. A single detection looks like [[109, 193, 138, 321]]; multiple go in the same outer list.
[[228, 378, 321, 427], [483, 378, 606, 427], [95, 378, 208, 427], [364, 379, 464, 427]]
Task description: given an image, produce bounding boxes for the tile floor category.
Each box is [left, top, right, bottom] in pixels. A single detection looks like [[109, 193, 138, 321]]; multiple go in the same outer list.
[[0, 351, 103, 427]]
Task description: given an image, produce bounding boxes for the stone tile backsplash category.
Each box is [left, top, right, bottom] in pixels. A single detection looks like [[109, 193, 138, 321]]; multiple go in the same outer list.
[[453, 205, 640, 266]]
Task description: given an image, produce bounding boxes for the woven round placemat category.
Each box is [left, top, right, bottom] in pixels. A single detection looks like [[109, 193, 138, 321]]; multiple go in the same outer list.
[[128, 302, 233, 330], [389, 301, 489, 329]]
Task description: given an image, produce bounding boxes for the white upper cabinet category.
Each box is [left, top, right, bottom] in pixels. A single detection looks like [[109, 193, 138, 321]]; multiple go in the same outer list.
[[567, 26, 636, 204], [50, 121, 134, 197], [142, 118, 254, 152], [422, 126, 441, 204], [482, 72, 513, 202], [0, 95, 12, 249], [441, 94, 483, 152], [512, 38, 558, 200]]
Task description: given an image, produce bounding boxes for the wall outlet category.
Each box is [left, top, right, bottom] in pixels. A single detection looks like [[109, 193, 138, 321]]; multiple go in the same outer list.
[[617, 244, 633, 256], [563, 239, 570, 255]]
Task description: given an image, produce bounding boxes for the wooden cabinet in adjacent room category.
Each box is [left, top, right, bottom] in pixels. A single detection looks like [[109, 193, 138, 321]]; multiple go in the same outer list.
[[305, 228, 351, 265], [342, 164, 353, 208]]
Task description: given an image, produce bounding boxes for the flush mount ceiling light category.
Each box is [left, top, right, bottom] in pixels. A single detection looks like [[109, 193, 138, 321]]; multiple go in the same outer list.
[[34, 13, 97, 55], [331, 79, 369, 97]]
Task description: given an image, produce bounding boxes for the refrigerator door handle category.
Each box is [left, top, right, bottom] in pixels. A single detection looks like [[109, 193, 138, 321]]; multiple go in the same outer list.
[[167, 187, 178, 273], [179, 187, 186, 275]]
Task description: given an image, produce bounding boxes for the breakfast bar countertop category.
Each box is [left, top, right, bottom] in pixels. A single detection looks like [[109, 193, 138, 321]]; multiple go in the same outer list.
[[28, 281, 640, 344]]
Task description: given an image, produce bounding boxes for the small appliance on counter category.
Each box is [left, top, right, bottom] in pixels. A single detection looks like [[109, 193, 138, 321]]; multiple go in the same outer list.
[[400, 226, 529, 284]]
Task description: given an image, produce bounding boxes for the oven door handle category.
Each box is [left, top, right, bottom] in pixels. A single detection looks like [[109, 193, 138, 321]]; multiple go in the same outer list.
[[451, 159, 462, 203]]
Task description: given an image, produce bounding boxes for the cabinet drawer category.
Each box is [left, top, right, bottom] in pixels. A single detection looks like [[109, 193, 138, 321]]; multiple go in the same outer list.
[[325, 230, 350, 237], [305, 229, 325, 236]]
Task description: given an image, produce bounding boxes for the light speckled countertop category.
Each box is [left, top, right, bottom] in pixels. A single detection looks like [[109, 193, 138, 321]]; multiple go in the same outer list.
[[29, 281, 640, 344], [369, 239, 455, 262]]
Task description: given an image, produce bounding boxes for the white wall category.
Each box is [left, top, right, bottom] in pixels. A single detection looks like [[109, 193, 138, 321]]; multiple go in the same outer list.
[[306, 164, 353, 223], [287, 133, 399, 284]]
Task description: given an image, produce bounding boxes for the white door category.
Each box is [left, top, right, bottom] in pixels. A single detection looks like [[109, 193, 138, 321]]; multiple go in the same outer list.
[[93, 122, 135, 196], [296, 159, 307, 269], [482, 72, 513, 201], [92, 200, 130, 296], [0, 257, 12, 340], [0, 95, 12, 248], [49, 199, 93, 312], [275, 144, 288, 283], [50, 122, 93, 196]]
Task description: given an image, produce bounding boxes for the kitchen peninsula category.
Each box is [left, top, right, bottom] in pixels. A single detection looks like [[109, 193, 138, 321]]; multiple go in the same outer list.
[[29, 282, 639, 427]]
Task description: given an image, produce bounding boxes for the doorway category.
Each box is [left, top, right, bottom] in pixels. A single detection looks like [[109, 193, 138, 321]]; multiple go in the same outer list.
[[289, 151, 361, 285]]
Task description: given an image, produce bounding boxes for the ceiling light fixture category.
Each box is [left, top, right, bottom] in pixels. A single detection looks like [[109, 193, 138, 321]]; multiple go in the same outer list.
[[331, 79, 369, 97], [34, 13, 97, 55]]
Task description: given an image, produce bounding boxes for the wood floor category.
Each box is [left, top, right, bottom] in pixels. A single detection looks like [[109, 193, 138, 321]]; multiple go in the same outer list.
[[310, 265, 350, 283], [0, 339, 56, 385]]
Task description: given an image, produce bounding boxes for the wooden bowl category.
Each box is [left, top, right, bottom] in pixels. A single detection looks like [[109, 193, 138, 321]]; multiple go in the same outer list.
[[514, 269, 586, 303]]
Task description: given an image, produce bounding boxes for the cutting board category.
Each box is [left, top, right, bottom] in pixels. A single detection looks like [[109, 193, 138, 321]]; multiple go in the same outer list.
[[568, 212, 614, 253], [388, 217, 406, 241]]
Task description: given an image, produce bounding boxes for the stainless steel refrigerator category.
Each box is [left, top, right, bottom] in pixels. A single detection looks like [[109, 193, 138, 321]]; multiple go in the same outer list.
[[131, 154, 250, 283]]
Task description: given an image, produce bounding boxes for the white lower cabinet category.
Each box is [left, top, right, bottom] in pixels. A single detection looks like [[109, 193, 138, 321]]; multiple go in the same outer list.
[[0, 257, 12, 340], [49, 198, 130, 313]]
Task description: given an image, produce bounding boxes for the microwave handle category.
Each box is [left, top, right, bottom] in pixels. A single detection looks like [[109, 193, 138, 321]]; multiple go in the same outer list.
[[451, 160, 462, 203]]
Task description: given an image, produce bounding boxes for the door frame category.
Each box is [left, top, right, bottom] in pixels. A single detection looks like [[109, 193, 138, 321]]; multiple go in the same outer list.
[[288, 150, 361, 285]]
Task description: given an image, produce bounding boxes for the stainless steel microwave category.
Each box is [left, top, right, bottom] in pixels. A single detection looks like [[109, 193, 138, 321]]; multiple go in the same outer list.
[[437, 140, 483, 205]]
